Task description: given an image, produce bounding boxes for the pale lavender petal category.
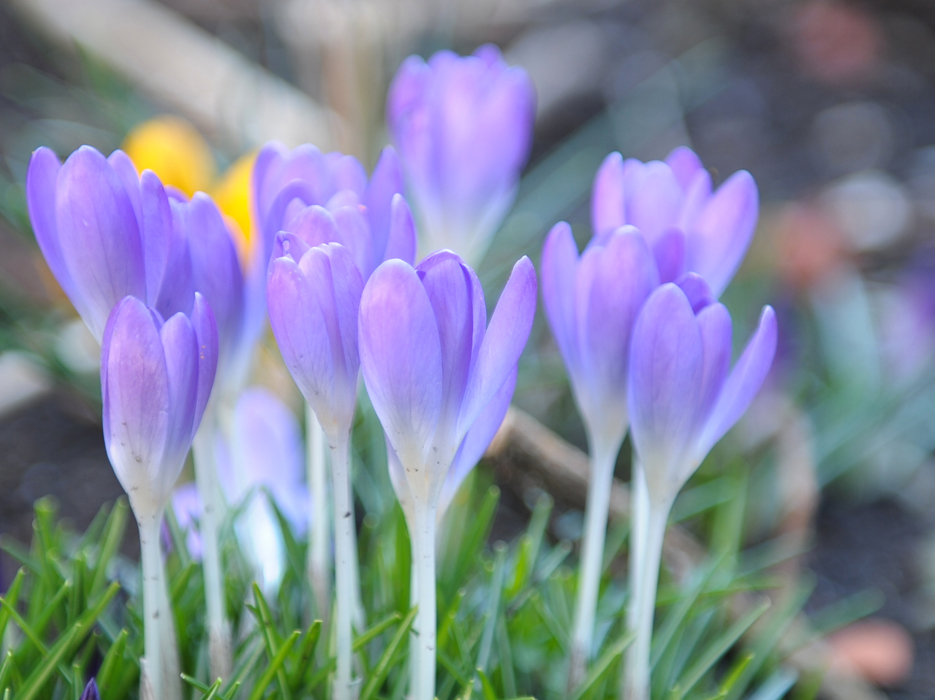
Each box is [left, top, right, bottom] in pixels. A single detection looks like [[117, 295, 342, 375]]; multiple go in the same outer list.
[[382, 194, 417, 266], [182, 194, 245, 369], [190, 292, 218, 432], [171, 483, 203, 560], [694, 302, 732, 437], [541, 222, 580, 372], [678, 169, 712, 232], [365, 147, 405, 263], [285, 204, 340, 249], [664, 146, 704, 191], [359, 260, 443, 465], [459, 256, 536, 439], [101, 296, 170, 513], [572, 230, 658, 439], [628, 284, 704, 497], [627, 162, 683, 246], [27, 148, 75, 301], [320, 243, 364, 400], [686, 170, 758, 297], [652, 228, 686, 284], [675, 273, 715, 314], [438, 368, 515, 516], [108, 150, 141, 222], [55, 146, 146, 339], [331, 205, 373, 279], [325, 153, 367, 196], [696, 306, 777, 457], [417, 251, 475, 434], [267, 256, 335, 418], [271, 231, 311, 268], [159, 311, 199, 485], [138, 170, 174, 305], [591, 152, 626, 239]]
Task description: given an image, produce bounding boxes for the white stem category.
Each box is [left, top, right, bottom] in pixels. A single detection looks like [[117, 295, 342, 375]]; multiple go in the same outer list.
[[192, 411, 232, 681], [569, 439, 619, 687], [412, 502, 437, 700], [139, 511, 171, 700], [623, 478, 671, 700], [408, 516, 420, 698], [306, 406, 332, 622], [331, 436, 357, 700], [156, 554, 181, 700]]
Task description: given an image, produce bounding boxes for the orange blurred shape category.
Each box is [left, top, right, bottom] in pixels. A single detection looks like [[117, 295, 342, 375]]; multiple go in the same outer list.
[[828, 618, 914, 687], [211, 151, 257, 268], [793, 1, 882, 85], [123, 115, 216, 197], [775, 203, 849, 290]]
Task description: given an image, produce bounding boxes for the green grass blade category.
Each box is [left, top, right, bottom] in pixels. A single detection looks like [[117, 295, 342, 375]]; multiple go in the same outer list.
[[246, 631, 300, 700], [359, 605, 417, 700]]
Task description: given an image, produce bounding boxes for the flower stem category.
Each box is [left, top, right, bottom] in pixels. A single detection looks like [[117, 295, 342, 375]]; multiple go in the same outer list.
[[306, 406, 332, 622], [192, 409, 232, 681], [412, 502, 437, 700], [139, 510, 180, 700], [330, 436, 357, 700], [569, 439, 619, 688], [623, 467, 671, 700]]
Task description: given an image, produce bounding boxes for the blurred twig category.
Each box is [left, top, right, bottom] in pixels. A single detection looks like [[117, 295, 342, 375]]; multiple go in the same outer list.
[[9, 0, 337, 151]]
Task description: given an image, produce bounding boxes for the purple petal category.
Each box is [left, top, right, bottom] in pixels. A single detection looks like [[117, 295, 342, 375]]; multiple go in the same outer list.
[[591, 152, 626, 238], [675, 273, 715, 314], [438, 367, 515, 516], [319, 243, 364, 402], [696, 306, 777, 457], [628, 284, 704, 498], [170, 483, 203, 560], [138, 170, 174, 305], [159, 311, 199, 485], [459, 256, 536, 439], [651, 228, 686, 284], [627, 161, 683, 246], [541, 222, 580, 373], [417, 251, 476, 437], [686, 170, 758, 297], [325, 153, 367, 196], [190, 292, 218, 432], [271, 232, 311, 269], [108, 150, 142, 222], [101, 296, 170, 513], [285, 204, 340, 249], [55, 146, 146, 340], [572, 230, 658, 441], [359, 260, 443, 466], [267, 256, 335, 421], [365, 147, 405, 264], [383, 194, 417, 267], [231, 387, 307, 531], [182, 194, 246, 370], [664, 146, 704, 191], [27, 148, 77, 303], [694, 302, 732, 438], [331, 205, 374, 279]]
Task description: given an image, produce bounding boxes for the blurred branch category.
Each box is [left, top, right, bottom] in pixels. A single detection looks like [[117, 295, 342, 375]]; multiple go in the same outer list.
[[8, 0, 338, 151]]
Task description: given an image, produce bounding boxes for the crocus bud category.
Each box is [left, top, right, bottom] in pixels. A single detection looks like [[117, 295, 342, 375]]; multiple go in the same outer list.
[[253, 142, 408, 278], [387, 45, 536, 265], [27, 146, 174, 340], [101, 293, 218, 518], [79, 679, 100, 700], [592, 147, 759, 296], [541, 222, 659, 453], [628, 277, 777, 507], [267, 242, 363, 443], [359, 252, 537, 511]]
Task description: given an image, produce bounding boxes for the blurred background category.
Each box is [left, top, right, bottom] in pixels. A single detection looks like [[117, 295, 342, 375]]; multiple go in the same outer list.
[[3, 0, 935, 696]]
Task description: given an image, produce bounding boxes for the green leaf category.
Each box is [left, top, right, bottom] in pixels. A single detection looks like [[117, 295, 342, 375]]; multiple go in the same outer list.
[[569, 632, 633, 700], [246, 630, 300, 700], [89, 498, 128, 598], [359, 605, 417, 700]]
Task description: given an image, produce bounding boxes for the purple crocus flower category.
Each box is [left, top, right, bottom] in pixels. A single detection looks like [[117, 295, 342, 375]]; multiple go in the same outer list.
[[80, 679, 100, 700], [628, 277, 777, 506], [387, 44, 536, 265], [359, 251, 536, 700], [624, 277, 775, 700], [101, 294, 218, 519], [254, 143, 409, 279], [267, 242, 363, 442], [541, 222, 660, 453], [26, 146, 174, 340], [592, 147, 759, 296]]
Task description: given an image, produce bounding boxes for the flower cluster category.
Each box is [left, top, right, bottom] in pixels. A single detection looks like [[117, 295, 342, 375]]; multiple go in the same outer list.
[[26, 40, 774, 700]]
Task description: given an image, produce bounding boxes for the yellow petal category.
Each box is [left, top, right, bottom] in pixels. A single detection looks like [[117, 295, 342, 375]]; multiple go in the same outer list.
[[212, 152, 257, 268], [123, 115, 216, 197]]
